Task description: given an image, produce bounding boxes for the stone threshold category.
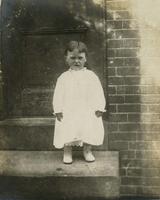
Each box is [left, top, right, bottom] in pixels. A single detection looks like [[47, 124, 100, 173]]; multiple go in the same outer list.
[[0, 151, 119, 177], [0, 117, 55, 126]]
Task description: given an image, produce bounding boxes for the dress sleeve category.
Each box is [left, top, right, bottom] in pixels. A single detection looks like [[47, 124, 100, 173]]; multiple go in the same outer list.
[[91, 73, 106, 112], [52, 75, 64, 113]]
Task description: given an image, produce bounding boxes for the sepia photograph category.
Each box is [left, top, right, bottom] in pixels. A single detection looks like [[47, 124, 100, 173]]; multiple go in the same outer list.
[[0, 0, 160, 199]]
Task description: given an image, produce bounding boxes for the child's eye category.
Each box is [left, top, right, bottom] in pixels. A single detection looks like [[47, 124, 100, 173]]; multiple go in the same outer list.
[[70, 56, 76, 59], [78, 57, 83, 60]]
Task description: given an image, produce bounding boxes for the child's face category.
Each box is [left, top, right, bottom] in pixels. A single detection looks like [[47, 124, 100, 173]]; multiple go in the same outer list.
[[65, 49, 87, 70]]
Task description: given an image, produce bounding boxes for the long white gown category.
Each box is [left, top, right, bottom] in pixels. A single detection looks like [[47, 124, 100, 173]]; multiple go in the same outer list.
[[53, 67, 106, 149]]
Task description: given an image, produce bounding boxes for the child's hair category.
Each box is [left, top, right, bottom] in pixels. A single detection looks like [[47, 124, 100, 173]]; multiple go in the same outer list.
[[64, 41, 88, 56]]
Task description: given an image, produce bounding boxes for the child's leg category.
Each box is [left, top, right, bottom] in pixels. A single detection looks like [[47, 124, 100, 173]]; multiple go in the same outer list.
[[83, 143, 95, 162], [63, 145, 72, 164]]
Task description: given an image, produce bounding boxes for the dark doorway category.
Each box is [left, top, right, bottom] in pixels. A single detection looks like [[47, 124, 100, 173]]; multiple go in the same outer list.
[[1, 0, 106, 117]]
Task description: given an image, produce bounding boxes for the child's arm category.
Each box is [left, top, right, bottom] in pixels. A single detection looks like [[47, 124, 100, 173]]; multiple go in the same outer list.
[[52, 76, 64, 121], [91, 72, 106, 115]]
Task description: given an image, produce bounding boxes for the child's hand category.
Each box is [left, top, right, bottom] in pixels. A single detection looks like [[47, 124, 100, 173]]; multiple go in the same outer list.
[[95, 110, 103, 117], [55, 112, 63, 121]]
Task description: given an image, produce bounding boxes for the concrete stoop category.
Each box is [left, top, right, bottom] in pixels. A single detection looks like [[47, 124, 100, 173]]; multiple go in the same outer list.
[[0, 151, 119, 199]]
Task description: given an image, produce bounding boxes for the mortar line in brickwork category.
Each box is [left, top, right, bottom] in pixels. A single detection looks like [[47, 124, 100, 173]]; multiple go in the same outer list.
[[107, 0, 129, 2], [109, 94, 140, 97], [126, 167, 160, 170], [107, 27, 155, 31], [112, 84, 160, 87], [108, 47, 139, 50], [111, 139, 135, 142], [121, 166, 160, 169], [109, 122, 160, 125], [109, 86, 160, 88], [120, 167, 141, 170], [107, 9, 135, 12], [107, 18, 137, 21], [115, 103, 160, 105], [135, 130, 159, 134], [109, 67, 139, 70], [108, 56, 139, 58], [107, 0, 129, 1], [138, 54, 160, 58], [134, 141, 160, 144], [107, 29, 139, 31], [109, 76, 141, 78], [106, 8, 129, 10], [108, 38, 139, 40], [108, 65, 140, 68], [109, 84, 159, 87], [122, 175, 160, 179], [110, 131, 137, 134], [124, 174, 143, 177], [118, 131, 160, 134], [107, 122, 141, 124], [123, 94, 160, 96], [108, 69, 140, 70], [106, 0, 130, 2], [108, 29, 139, 33], [108, 120, 140, 122], [108, 40, 139, 43], [136, 150, 160, 153], [111, 112, 160, 115], [120, 166, 142, 170], [108, 44, 140, 47], [109, 111, 141, 113], [107, 19, 138, 21], [120, 184, 143, 187], [121, 158, 160, 163]]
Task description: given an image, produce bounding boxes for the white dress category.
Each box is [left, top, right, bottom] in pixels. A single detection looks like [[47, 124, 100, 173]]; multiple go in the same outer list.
[[53, 67, 106, 149]]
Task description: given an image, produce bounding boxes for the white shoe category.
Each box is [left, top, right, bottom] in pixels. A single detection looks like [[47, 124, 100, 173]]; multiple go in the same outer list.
[[83, 145, 95, 162], [63, 145, 73, 164]]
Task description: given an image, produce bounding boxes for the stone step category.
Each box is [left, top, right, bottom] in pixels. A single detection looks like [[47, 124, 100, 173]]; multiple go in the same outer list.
[[0, 151, 119, 199], [0, 118, 108, 150]]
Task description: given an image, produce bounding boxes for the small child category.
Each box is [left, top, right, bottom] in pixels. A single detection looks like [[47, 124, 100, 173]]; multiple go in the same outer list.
[[53, 41, 106, 164]]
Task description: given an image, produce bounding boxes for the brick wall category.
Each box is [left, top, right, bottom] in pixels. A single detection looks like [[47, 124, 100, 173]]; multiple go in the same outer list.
[[106, 0, 160, 197]]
